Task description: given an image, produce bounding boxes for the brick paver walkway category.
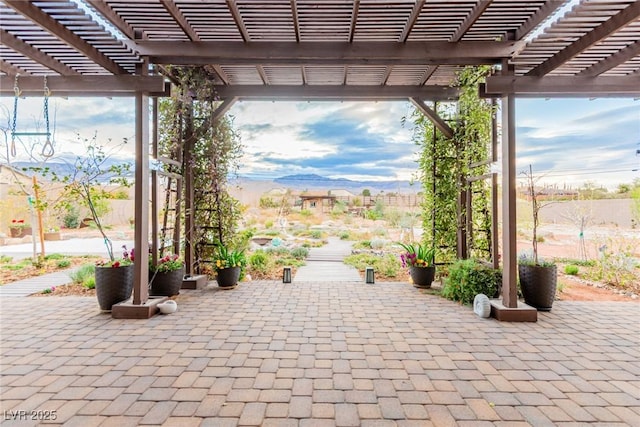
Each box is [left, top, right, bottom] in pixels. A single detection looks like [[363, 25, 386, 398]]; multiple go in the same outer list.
[[1, 280, 639, 426]]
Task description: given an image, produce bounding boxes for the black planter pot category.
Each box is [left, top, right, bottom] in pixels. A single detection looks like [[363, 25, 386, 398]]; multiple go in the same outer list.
[[95, 264, 134, 312], [518, 264, 557, 311], [409, 266, 436, 288], [149, 267, 185, 297], [216, 266, 241, 289]]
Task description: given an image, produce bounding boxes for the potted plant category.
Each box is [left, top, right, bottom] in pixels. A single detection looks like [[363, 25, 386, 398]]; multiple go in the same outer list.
[[518, 165, 557, 311], [94, 245, 134, 312], [149, 253, 185, 297], [398, 242, 436, 288], [9, 219, 32, 238], [214, 245, 246, 289]]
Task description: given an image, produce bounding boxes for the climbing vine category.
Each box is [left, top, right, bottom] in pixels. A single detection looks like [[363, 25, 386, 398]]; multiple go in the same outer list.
[[158, 66, 244, 273], [411, 66, 496, 264]]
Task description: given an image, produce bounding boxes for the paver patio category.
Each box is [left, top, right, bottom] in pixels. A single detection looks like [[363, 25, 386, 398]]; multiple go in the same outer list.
[[1, 280, 639, 426]]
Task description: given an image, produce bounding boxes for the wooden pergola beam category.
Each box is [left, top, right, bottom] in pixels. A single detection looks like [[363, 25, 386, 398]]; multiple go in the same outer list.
[[212, 84, 458, 101], [4, 0, 129, 75], [483, 75, 640, 97], [525, 2, 640, 77], [160, 0, 201, 41], [0, 29, 80, 76], [0, 75, 167, 96], [0, 59, 28, 77], [578, 40, 640, 77], [84, 0, 136, 40], [134, 41, 515, 65], [409, 98, 454, 139]]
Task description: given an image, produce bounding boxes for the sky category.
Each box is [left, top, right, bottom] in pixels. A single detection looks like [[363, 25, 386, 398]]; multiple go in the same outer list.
[[1, 95, 638, 191]]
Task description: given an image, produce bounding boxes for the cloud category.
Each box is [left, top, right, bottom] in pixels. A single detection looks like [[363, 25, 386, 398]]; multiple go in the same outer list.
[[516, 98, 639, 188]]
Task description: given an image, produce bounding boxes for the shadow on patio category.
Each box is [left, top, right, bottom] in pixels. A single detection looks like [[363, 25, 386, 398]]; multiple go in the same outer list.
[[1, 280, 638, 426]]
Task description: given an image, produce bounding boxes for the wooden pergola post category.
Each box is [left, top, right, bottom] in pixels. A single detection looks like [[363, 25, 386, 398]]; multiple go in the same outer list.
[[490, 61, 537, 322]]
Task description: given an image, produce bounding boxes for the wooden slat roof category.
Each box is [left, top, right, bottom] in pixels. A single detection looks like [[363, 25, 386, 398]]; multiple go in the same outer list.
[[1, 0, 638, 97]]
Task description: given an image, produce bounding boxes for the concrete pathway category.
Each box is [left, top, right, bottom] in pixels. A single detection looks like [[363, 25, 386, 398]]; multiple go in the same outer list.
[[0, 282, 638, 426], [0, 269, 76, 297], [294, 237, 362, 282]]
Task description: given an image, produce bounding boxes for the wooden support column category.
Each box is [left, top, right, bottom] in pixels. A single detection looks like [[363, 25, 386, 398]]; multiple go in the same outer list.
[[132, 89, 150, 305], [113, 65, 168, 319], [490, 90, 536, 322], [501, 91, 517, 308]]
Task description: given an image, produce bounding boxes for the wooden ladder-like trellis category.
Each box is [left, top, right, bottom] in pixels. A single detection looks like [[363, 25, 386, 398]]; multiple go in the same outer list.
[[150, 99, 183, 268]]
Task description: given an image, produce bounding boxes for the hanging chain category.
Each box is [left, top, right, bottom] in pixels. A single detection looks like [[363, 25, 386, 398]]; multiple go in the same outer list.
[[41, 75, 54, 158], [10, 74, 19, 157]]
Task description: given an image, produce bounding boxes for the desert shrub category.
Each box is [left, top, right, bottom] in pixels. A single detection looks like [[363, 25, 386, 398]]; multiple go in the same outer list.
[[63, 206, 80, 228], [44, 253, 65, 260], [353, 240, 372, 250], [264, 219, 274, 228], [370, 239, 387, 250], [442, 259, 501, 305], [291, 247, 309, 260], [564, 264, 579, 275], [310, 230, 323, 239], [0, 255, 12, 263], [69, 264, 96, 289], [338, 231, 351, 240], [300, 209, 312, 217], [56, 260, 71, 268]]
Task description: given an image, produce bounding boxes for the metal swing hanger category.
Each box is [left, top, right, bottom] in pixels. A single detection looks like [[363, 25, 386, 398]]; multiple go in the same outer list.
[[10, 74, 55, 158]]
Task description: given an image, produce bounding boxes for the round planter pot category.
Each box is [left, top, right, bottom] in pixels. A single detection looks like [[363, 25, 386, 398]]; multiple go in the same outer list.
[[216, 266, 241, 289], [409, 265, 436, 288], [149, 267, 185, 297], [518, 264, 557, 311], [95, 264, 134, 312]]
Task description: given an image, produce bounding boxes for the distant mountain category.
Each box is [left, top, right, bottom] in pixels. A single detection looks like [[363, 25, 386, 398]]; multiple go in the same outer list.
[[273, 173, 416, 192], [7, 156, 134, 183]]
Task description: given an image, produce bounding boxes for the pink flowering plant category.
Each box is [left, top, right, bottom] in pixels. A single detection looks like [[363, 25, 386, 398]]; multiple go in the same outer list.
[[398, 242, 435, 268], [95, 245, 134, 268], [150, 253, 183, 273]]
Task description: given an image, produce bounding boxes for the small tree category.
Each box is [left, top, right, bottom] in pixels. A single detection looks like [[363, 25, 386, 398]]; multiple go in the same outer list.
[[28, 133, 132, 261]]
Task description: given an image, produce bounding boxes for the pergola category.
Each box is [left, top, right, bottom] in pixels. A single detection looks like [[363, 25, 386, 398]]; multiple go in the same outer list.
[[1, 0, 639, 320]]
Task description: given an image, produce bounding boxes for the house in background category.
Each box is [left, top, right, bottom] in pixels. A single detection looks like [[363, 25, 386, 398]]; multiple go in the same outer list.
[[299, 191, 336, 214]]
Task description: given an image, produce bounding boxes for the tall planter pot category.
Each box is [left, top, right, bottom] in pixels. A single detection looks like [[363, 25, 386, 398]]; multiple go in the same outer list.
[[518, 264, 557, 311], [216, 266, 241, 289], [149, 267, 185, 297], [95, 264, 134, 312], [409, 266, 436, 289]]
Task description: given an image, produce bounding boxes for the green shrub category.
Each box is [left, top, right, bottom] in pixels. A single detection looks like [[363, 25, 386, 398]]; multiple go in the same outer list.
[[44, 253, 65, 260], [69, 264, 95, 288], [353, 240, 372, 250], [56, 260, 71, 268], [83, 276, 96, 289], [0, 255, 13, 264], [63, 206, 80, 229], [564, 264, 579, 275], [249, 251, 270, 274], [310, 230, 323, 239], [264, 219, 274, 228], [442, 259, 501, 305], [338, 231, 350, 240], [291, 247, 309, 260]]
